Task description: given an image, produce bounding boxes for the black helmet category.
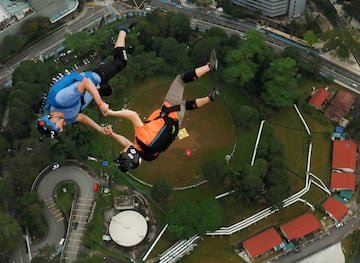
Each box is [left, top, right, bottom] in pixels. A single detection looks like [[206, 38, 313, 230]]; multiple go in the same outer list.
[[114, 146, 142, 173], [36, 115, 60, 139]]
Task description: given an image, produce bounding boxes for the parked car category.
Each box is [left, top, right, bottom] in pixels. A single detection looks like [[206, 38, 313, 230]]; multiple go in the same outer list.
[[335, 222, 344, 228], [293, 247, 301, 253]]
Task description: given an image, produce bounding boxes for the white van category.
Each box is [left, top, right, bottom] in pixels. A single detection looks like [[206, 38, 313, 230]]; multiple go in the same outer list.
[[351, 83, 358, 88]]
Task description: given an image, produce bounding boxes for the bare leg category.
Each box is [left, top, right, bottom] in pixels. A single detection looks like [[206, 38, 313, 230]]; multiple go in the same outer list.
[[115, 30, 126, 48], [194, 96, 211, 108], [194, 64, 212, 78]]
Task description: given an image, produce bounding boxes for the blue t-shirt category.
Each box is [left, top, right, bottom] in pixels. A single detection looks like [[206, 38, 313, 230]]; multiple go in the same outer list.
[[50, 72, 101, 124]]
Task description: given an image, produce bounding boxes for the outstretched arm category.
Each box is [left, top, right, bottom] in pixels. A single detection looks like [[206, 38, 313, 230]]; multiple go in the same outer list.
[[107, 109, 144, 127], [104, 126, 133, 148], [78, 78, 109, 115], [76, 113, 108, 134]]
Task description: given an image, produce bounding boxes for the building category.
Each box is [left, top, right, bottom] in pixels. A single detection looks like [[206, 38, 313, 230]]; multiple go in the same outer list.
[[109, 210, 148, 247], [243, 227, 283, 259], [323, 197, 349, 222], [1, 0, 78, 44], [114, 195, 135, 210], [288, 0, 307, 18], [231, 0, 307, 18], [324, 90, 356, 122], [0, 0, 33, 31], [308, 87, 330, 110], [332, 140, 357, 173], [330, 172, 356, 192], [280, 213, 321, 241]]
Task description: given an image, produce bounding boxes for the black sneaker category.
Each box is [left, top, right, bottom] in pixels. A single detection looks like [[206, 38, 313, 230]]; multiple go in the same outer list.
[[114, 18, 137, 33], [208, 84, 221, 101], [209, 49, 218, 71]]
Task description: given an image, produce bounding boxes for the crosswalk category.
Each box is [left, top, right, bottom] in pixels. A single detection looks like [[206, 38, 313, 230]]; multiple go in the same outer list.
[[44, 198, 64, 222]]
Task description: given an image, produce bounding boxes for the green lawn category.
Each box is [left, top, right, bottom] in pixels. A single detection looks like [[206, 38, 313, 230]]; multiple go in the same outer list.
[[86, 77, 339, 262], [55, 181, 78, 216], [146, 80, 336, 262]]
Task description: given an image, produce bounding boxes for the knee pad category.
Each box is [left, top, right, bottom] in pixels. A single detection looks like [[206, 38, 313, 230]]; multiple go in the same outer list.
[[181, 69, 198, 83], [185, 100, 198, 110], [98, 83, 112, 96]]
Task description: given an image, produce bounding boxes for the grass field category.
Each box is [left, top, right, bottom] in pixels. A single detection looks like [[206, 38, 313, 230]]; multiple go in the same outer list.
[[107, 75, 237, 186], [88, 77, 341, 262]]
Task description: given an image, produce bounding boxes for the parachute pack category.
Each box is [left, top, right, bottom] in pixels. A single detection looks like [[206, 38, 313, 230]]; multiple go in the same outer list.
[[44, 71, 98, 112], [136, 105, 180, 161]]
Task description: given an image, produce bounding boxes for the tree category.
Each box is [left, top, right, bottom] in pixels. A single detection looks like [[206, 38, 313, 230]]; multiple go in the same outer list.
[[190, 36, 221, 66], [130, 51, 168, 80], [261, 57, 299, 108], [0, 136, 8, 159], [0, 212, 22, 256], [64, 31, 94, 55], [168, 14, 191, 43], [235, 105, 259, 128], [145, 10, 170, 38], [223, 30, 273, 89], [21, 16, 51, 41], [3, 34, 28, 53], [151, 180, 173, 202], [202, 160, 232, 185], [346, 117, 360, 143], [303, 30, 318, 47], [167, 198, 224, 239], [224, 49, 258, 85], [237, 159, 268, 203], [16, 192, 47, 240], [194, 0, 212, 7], [152, 37, 191, 72]]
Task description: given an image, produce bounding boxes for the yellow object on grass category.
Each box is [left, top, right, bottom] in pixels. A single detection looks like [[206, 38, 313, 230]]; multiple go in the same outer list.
[[177, 128, 189, 139]]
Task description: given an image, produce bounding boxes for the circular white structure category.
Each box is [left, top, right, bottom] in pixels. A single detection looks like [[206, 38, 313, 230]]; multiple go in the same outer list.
[[109, 210, 148, 247]]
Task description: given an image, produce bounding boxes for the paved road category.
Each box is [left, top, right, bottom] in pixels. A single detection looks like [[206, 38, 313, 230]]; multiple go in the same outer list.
[[274, 209, 360, 262], [33, 165, 98, 252], [0, 5, 105, 87], [9, 164, 99, 263]]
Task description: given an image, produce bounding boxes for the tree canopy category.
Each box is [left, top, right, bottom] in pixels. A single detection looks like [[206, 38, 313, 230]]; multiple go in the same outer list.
[[167, 198, 224, 239], [0, 212, 22, 256]]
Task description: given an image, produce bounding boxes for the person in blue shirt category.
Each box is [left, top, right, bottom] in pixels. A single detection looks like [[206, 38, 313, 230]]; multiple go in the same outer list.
[[36, 19, 136, 139]]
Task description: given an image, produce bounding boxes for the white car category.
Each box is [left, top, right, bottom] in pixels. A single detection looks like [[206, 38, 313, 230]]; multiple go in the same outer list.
[[51, 163, 60, 170], [335, 222, 344, 228]]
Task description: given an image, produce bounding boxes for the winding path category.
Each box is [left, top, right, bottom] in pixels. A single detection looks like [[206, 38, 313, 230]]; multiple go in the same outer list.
[[32, 165, 98, 261]]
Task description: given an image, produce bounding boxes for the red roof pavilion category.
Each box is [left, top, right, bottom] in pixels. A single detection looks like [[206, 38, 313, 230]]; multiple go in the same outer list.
[[330, 172, 356, 192], [332, 140, 357, 172], [309, 88, 330, 109], [323, 197, 349, 221], [280, 213, 320, 241], [243, 227, 283, 259], [324, 90, 355, 122]]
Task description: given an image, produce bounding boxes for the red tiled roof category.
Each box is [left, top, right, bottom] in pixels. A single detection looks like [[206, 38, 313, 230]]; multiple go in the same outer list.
[[280, 213, 320, 241], [330, 172, 356, 191], [243, 227, 283, 259], [323, 196, 349, 221], [309, 88, 330, 109], [324, 90, 356, 122], [332, 140, 357, 171]]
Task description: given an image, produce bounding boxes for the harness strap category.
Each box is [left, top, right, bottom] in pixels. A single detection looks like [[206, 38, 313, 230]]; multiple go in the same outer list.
[[160, 104, 181, 118]]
